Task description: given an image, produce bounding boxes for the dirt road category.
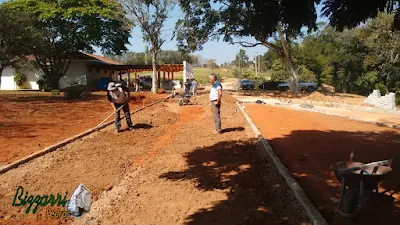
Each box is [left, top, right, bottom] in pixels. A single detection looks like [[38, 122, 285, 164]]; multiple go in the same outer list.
[[0, 94, 310, 225], [246, 104, 400, 225]]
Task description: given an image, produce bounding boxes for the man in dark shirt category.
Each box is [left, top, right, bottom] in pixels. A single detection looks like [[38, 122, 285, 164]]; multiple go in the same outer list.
[[107, 82, 134, 133], [184, 79, 191, 95]]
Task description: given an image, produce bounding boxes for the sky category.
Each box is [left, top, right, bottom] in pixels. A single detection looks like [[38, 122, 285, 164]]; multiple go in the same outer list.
[[117, 3, 327, 64], [0, 0, 327, 64]]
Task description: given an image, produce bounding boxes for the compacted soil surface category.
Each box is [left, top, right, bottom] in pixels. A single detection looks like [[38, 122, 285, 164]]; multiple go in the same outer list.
[[246, 104, 400, 225], [0, 91, 168, 165], [0, 93, 310, 225]]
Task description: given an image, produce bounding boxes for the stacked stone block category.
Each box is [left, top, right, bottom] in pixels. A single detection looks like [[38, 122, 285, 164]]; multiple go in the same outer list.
[[364, 90, 396, 110]]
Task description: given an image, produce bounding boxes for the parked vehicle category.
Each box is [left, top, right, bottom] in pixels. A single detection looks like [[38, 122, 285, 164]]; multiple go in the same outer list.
[[139, 75, 152, 89], [277, 80, 318, 92], [239, 79, 255, 90]]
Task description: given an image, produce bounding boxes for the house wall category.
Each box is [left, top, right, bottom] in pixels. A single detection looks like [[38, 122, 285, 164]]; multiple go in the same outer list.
[[18, 67, 44, 90], [1, 59, 118, 90], [0, 67, 16, 90], [59, 60, 88, 89]]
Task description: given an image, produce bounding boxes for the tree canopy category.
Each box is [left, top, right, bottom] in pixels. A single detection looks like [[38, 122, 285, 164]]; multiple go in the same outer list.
[[120, 0, 175, 93], [175, 0, 320, 52], [321, 0, 400, 30], [0, 5, 38, 87], [3, 0, 132, 89]]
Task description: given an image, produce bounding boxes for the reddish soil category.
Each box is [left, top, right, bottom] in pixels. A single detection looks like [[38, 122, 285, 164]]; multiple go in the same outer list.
[[0, 91, 168, 165], [246, 104, 400, 225], [0, 94, 311, 225]]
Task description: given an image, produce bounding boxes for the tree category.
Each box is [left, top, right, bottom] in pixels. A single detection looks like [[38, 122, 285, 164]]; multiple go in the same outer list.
[[360, 13, 400, 92], [232, 49, 250, 68], [175, 0, 320, 93], [6, 0, 131, 89], [321, 0, 400, 30], [120, 0, 175, 93], [206, 59, 217, 72], [0, 5, 37, 88]]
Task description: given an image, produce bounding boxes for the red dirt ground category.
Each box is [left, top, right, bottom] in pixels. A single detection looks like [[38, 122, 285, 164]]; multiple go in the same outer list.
[[246, 104, 400, 225], [0, 91, 169, 165], [0, 94, 310, 225]]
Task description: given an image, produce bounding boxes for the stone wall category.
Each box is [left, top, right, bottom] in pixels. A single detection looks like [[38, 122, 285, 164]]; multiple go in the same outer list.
[[364, 90, 396, 110]]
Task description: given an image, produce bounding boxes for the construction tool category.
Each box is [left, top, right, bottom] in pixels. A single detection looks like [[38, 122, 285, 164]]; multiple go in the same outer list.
[[95, 103, 127, 129]]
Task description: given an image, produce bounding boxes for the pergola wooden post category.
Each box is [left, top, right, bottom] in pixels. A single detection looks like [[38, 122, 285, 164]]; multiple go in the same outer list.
[[163, 71, 166, 81], [157, 70, 161, 88], [171, 72, 174, 80], [167, 71, 170, 80], [127, 71, 131, 85]]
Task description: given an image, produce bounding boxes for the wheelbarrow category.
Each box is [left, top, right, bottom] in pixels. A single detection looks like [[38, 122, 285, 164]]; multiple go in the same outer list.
[[331, 152, 393, 218], [178, 94, 191, 106]]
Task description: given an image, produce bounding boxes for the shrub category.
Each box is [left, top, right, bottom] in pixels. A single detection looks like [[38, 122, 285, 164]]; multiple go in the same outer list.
[[374, 82, 388, 95], [14, 73, 27, 87], [36, 79, 46, 89], [51, 89, 60, 96], [63, 85, 91, 99]]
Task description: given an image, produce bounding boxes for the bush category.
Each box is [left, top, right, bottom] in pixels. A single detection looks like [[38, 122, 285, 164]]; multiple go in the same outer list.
[[14, 73, 27, 87], [62, 85, 91, 99], [36, 79, 46, 89], [51, 89, 60, 96], [374, 82, 388, 95]]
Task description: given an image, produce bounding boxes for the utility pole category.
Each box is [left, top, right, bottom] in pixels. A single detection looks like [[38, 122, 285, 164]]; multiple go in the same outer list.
[[254, 52, 259, 79], [254, 55, 258, 78]]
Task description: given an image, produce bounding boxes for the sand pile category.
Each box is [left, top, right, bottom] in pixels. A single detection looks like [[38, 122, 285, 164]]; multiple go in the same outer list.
[[304, 91, 338, 102]]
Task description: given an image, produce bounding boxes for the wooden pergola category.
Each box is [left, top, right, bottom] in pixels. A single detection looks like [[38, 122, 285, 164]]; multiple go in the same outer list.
[[87, 64, 183, 88]]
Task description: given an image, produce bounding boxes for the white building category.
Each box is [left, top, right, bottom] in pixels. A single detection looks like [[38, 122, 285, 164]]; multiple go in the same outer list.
[[0, 52, 120, 90]]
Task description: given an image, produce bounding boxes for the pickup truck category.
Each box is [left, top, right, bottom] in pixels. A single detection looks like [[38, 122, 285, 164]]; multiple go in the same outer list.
[[277, 80, 318, 92]]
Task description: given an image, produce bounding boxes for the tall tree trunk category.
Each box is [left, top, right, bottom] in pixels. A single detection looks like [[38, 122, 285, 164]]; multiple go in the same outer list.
[[151, 51, 158, 94], [276, 25, 299, 93], [49, 74, 61, 90], [281, 55, 299, 93]]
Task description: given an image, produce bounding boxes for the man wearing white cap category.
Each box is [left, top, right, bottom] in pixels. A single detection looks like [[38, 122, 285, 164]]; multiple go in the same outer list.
[[107, 81, 134, 133]]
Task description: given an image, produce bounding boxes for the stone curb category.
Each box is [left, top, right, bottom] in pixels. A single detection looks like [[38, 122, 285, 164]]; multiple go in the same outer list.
[[0, 95, 172, 175], [239, 100, 400, 131], [237, 102, 328, 225]]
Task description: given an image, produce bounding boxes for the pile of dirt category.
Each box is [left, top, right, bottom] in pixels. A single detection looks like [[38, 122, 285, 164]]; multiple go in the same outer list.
[[302, 91, 351, 103], [131, 93, 146, 103]]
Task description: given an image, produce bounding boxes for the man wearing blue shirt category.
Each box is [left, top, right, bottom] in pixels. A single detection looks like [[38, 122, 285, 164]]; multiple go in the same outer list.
[[209, 74, 222, 134]]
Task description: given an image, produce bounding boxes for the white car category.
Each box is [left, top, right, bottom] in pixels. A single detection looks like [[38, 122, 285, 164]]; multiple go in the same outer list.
[[277, 80, 318, 92]]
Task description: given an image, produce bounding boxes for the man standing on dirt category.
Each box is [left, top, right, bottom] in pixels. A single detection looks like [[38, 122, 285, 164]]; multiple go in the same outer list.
[[191, 78, 198, 96], [184, 79, 191, 95], [107, 82, 134, 133], [209, 74, 222, 134]]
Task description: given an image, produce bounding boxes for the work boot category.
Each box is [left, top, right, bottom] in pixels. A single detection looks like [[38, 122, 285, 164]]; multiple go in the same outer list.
[[114, 128, 120, 134]]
